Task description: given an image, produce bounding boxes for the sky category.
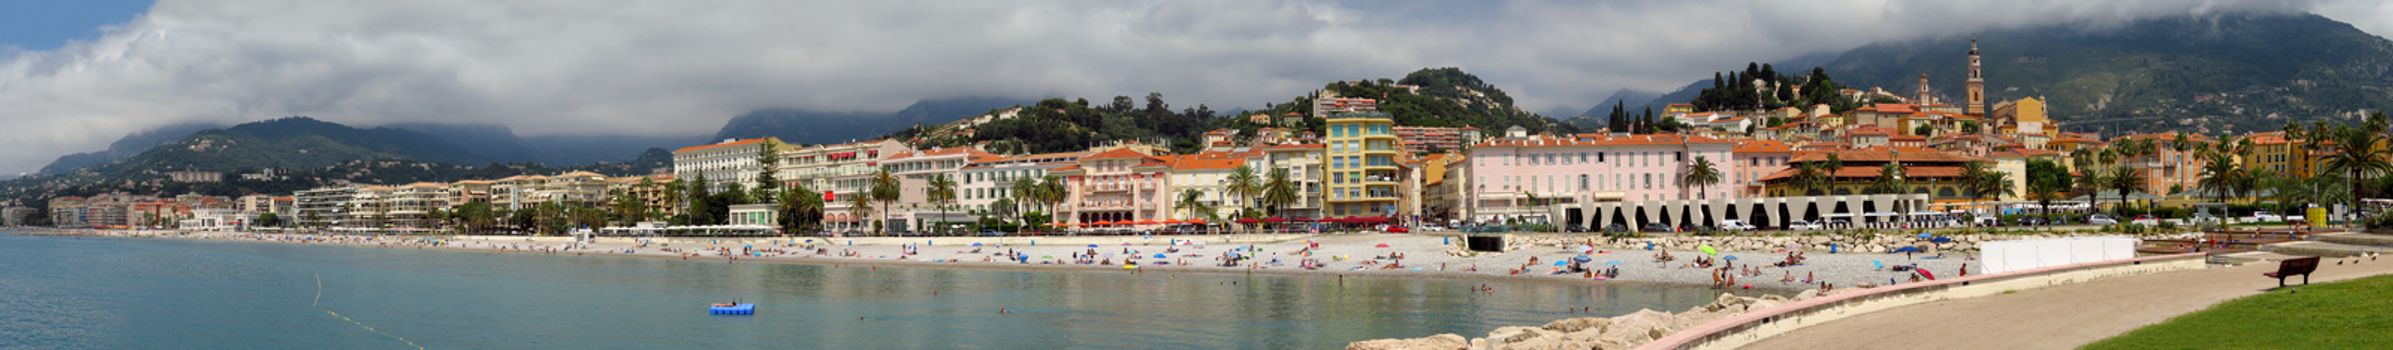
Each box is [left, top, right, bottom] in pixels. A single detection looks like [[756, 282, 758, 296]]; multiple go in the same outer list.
[[1, 0, 2390, 175]]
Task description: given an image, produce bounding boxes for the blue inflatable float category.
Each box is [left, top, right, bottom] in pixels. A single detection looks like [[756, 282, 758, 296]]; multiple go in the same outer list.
[[709, 303, 755, 315]]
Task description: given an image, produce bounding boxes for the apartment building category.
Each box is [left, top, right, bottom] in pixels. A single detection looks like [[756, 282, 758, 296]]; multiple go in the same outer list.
[[1323, 114, 1404, 218], [1467, 133, 1737, 223], [295, 186, 358, 228], [386, 182, 451, 229], [778, 139, 910, 233], [1053, 147, 1173, 231], [672, 137, 782, 192], [958, 151, 1084, 216], [878, 147, 1001, 232]]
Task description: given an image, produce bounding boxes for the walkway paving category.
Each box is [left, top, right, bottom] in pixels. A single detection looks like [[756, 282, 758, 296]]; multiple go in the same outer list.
[[1743, 255, 2393, 350]]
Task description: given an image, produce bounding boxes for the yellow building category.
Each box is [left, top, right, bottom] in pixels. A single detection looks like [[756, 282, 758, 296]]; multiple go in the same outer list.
[[1323, 113, 1402, 218]]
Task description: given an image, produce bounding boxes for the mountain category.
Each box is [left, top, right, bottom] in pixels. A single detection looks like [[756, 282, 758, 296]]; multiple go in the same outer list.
[[383, 123, 700, 166], [1353, 67, 1576, 133], [1632, 13, 2393, 134], [1578, 89, 1664, 118], [104, 117, 500, 173], [37, 122, 225, 174], [712, 96, 1037, 144]]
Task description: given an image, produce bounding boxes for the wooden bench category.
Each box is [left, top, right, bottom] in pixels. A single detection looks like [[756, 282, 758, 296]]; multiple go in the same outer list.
[[2264, 256, 2319, 288]]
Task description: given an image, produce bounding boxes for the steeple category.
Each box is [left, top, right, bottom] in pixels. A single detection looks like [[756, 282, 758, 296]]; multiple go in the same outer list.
[[1966, 37, 1985, 116], [1915, 73, 1932, 105]]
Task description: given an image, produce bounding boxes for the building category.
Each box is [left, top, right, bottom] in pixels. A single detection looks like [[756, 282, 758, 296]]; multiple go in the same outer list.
[[448, 180, 495, 207], [728, 204, 777, 228], [1160, 151, 1256, 223], [386, 182, 451, 229], [4, 206, 39, 226], [295, 186, 358, 228], [672, 137, 782, 192], [608, 174, 679, 220], [346, 186, 392, 229], [1758, 147, 1985, 206], [1053, 147, 1173, 232], [1323, 114, 1405, 218], [1731, 139, 1794, 197], [1965, 38, 1986, 116], [1417, 153, 1467, 223], [2112, 132, 2213, 196], [1466, 133, 1738, 223], [179, 208, 248, 231], [778, 139, 910, 233], [958, 151, 1084, 219], [1392, 126, 1480, 154], [878, 147, 1001, 232], [1311, 93, 1379, 118], [167, 170, 222, 183], [1250, 144, 1327, 218]]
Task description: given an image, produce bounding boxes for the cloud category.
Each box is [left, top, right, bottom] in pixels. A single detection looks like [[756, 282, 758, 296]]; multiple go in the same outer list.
[[0, 0, 2381, 174]]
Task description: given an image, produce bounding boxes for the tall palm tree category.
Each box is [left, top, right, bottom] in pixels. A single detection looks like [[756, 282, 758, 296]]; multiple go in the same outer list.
[[2027, 174, 2066, 226], [1959, 161, 1996, 202], [2108, 165, 2144, 215], [2075, 166, 2107, 212], [869, 169, 900, 235], [1262, 168, 1299, 218], [2321, 125, 2391, 221], [1009, 177, 1039, 233], [846, 190, 875, 234], [1036, 175, 1067, 224], [1790, 162, 1828, 196], [1867, 163, 1906, 195], [926, 174, 957, 234], [1224, 165, 1263, 226], [1175, 188, 1208, 233], [1681, 156, 1723, 199], [2197, 153, 2242, 205]]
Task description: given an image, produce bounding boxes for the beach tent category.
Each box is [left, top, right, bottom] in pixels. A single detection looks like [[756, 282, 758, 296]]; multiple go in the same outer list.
[[1698, 244, 1718, 256]]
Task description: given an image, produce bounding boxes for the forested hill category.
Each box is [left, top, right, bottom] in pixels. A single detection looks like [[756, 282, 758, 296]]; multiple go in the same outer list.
[[906, 67, 1576, 154]]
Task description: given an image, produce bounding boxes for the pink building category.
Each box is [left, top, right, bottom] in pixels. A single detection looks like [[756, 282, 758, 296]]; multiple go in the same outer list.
[[1465, 133, 1737, 223], [1053, 147, 1173, 232], [1731, 139, 1793, 198]]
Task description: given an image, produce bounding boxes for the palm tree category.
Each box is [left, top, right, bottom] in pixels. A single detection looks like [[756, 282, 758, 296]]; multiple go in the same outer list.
[[1959, 161, 1996, 202], [926, 174, 957, 234], [2108, 165, 2144, 215], [2026, 174, 2066, 226], [1790, 162, 1828, 196], [2198, 153, 2242, 205], [869, 169, 900, 235], [1867, 163, 1905, 195], [1262, 168, 1299, 218], [1175, 188, 1208, 233], [846, 190, 875, 234], [1681, 156, 1723, 199], [2321, 125, 2391, 221], [2076, 166, 2107, 212], [1035, 175, 1067, 227], [1224, 165, 1263, 223]]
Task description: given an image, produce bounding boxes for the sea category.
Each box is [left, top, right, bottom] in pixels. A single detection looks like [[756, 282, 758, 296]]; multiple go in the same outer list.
[[0, 231, 1733, 349]]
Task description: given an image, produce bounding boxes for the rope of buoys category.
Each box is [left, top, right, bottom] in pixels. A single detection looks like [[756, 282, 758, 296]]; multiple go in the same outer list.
[[316, 274, 426, 350]]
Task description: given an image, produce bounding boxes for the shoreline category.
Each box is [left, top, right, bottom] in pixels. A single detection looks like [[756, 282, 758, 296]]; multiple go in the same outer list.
[[5, 228, 1800, 291]]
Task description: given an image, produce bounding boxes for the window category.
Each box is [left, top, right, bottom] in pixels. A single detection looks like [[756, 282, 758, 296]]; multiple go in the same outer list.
[[1579, 174, 1589, 191]]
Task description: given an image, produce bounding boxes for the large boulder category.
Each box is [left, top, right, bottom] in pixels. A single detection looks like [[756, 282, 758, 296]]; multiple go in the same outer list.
[[1346, 334, 1469, 350]]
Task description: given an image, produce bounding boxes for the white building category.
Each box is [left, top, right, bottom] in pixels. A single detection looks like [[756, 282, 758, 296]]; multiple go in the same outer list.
[[958, 151, 1085, 217], [878, 147, 1000, 232], [673, 137, 781, 192], [778, 139, 911, 233]]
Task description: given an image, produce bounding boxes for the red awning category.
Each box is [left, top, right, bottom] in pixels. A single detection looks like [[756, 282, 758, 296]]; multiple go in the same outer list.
[[1236, 218, 1262, 224], [1263, 217, 1287, 223]]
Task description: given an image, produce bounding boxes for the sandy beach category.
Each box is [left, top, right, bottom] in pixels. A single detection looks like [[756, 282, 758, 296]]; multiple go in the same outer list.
[[15, 228, 1997, 291]]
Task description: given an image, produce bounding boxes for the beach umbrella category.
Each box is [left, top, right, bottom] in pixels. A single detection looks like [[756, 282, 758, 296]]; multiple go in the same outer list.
[[1872, 260, 1885, 270], [1088, 244, 1099, 248], [1916, 232, 1932, 239], [1724, 255, 1739, 261], [1891, 246, 1923, 253], [1930, 236, 1953, 244], [1375, 243, 1391, 248], [1605, 260, 1623, 266], [1916, 268, 1937, 280], [1553, 260, 1569, 266], [1698, 244, 1718, 256], [971, 242, 984, 247], [1154, 253, 1168, 259], [1572, 255, 1593, 263]]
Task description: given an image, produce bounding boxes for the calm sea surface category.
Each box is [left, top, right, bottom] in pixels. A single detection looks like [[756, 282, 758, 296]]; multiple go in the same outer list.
[[0, 232, 1734, 349]]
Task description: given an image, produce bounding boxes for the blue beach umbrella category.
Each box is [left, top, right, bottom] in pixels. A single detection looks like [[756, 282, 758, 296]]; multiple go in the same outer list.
[[1154, 253, 1168, 259], [1553, 260, 1569, 266], [1088, 244, 1099, 248], [1930, 236, 1953, 244], [1572, 255, 1593, 263], [1605, 260, 1623, 266], [1891, 246, 1923, 253], [1723, 255, 1738, 261], [1917, 232, 1932, 239], [1872, 260, 1885, 270], [971, 242, 984, 247]]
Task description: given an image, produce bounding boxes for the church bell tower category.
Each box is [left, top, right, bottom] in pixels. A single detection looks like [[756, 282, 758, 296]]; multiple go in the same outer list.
[[1966, 37, 1985, 116]]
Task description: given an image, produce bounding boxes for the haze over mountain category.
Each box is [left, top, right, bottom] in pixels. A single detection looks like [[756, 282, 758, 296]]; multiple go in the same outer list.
[[1623, 13, 2393, 135], [711, 97, 1037, 144]]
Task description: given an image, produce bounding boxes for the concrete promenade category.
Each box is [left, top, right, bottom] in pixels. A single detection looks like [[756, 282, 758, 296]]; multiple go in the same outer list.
[[1742, 255, 2393, 350]]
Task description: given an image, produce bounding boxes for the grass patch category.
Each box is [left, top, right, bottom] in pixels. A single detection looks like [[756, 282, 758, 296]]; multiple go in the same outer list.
[[2084, 274, 2393, 349]]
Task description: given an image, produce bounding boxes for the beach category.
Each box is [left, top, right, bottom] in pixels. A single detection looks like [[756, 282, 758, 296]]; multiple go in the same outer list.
[[19, 228, 1997, 291]]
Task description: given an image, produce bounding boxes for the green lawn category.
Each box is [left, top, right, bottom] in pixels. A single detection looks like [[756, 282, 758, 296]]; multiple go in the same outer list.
[[2084, 274, 2393, 350]]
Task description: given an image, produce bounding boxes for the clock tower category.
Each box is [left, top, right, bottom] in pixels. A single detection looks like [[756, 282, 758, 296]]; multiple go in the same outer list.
[[1966, 37, 1985, 116]]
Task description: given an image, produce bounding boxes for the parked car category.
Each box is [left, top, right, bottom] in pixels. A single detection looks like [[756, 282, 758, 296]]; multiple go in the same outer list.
[[1717, 219, 1756, 231], [2251, 211, 2285, 223], [1603, 223, 1630, 233], [1382, 226, 1411, 233], [1972, 216, 1998, 227], [2088, 214, 2119, 225], [1785, 220, 1822, 231], [1639, 223, 1673, 233], [2131, 214, 2160, 225]]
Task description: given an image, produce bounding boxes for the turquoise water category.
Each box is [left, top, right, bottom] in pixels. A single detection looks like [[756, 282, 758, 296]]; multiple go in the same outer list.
[[0, 232, 1731, 349]]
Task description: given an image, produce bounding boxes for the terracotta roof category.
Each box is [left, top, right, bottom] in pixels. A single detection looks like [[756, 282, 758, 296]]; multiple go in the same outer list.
[[1859, 103, 1917, 114], [1163, 155, 1245, 171], [674, 138, 769, 153], [1476, 133, 1732, 148], [1732, 139, 1793, 154], [1759, 165, 1969, 181], [1890, 135, 1927, 142], [1082, 148, 1152, 160], [1789, 146, 1981, 163]]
